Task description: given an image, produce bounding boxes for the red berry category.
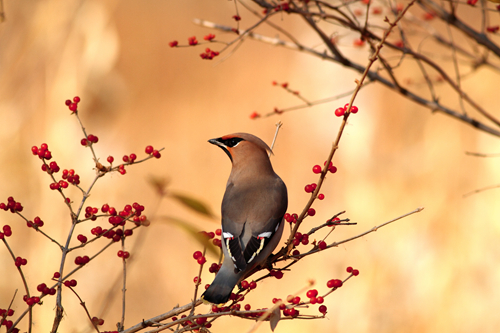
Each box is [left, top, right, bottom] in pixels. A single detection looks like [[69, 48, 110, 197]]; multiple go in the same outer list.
[[335, 107, 345, 117], [117, 250, 124, 257], [346, 266, 353, 273], [353, 38, 365, 47], [318, 240, 327, 250], [204, 33, 216, 40], [352, 269, 359, 276], [319, 305, 327, 314], [318, 193, 325, 200], [65, 99, 72, 106], [317, 296, 324, 304], [307, 208, 316, 216], [197, 256, 206, 265], [77, 234, 87, 243], [292, 296, 301, 304], [241, 280, 249, 289], [215, 228, 222, 236], [69, 103, 78, 112], [152, 150, 161, 158], [350, 106, 359, 113], [304, 184, 313, 193], [145, 145, 154, 154], [249, 281, 257, 289], [81, 138, 88, 146], [53, 272, 61, 279], [193, 251, 202, 260], [123, 155, 129, 163], [169, 41, 178, 47], [249, 111, 260, 119], [312, 165, 322, 174], [188, 36, 198, 45], [107, 156, 114, 163], [73, 96, 81, 103], [306, 289, 318, 298], [329, 165, 338, 173], [244, 304, 251, 311], [87, 134, 98, 143]]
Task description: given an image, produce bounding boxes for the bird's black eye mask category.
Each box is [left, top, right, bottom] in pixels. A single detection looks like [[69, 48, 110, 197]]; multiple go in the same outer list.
[[208, 137, 244, 162], [220, 137, 244, 148]]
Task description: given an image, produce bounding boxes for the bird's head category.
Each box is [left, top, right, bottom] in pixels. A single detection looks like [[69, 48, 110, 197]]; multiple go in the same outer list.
[[208, 133, 273, 168]]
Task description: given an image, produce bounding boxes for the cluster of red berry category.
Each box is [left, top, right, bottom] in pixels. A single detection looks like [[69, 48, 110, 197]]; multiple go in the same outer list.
[[36, 283, 56, 296], [0, 197, 23, 213], [0, 308, 15, 331], [0, 96, 165, 333], [64, 96, 81, 112], [335, 103, 359, 117]]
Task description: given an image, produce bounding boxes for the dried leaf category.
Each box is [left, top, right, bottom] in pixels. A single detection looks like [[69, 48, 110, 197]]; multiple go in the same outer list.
[[269, 306, 281, 331], [147, 175, 170, 196], [170, 191, 215, 218], [157, 216, 219, 257]]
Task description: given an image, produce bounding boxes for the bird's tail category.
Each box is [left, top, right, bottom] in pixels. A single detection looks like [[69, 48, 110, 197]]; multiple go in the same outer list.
[[201, 265, 240, 305]]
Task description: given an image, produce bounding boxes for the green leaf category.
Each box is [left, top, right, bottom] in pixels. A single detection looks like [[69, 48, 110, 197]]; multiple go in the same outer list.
[[170, 191, 215, 218], [157, 216, 219, 258]]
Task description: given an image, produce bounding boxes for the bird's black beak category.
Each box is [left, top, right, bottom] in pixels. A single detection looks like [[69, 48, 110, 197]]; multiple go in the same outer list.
[[208, 138, 233, 162], [208, 138, 221, 146]]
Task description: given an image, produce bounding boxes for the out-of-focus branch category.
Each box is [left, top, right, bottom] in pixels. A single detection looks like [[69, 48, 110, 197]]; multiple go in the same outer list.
[[194, 13, 500, 137]]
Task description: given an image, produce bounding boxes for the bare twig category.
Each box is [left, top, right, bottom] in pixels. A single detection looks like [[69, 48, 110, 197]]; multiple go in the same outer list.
[[269, 121, 283, 154], [326, 207, 424, 249], [2, 238, 33, 333], [464, 184, 500, 197]]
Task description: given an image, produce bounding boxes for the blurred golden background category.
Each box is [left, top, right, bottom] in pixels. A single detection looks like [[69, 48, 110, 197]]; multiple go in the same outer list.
[[1, 1, 500, 332]]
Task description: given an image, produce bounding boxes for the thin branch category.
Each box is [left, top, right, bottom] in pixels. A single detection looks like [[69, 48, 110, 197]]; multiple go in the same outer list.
[[189, 247, 206, 316], [463, 184, 500, 197], [269, 121, 283, 153], [119, 226, 128, 331], [122, 299, 203, 333], [465, 151, 500, 157], [194, 20, 500, 137], [285, 0, 419, 255], [66, 286, 101, 333], [327, 207, 424, 249], [2, 238, 33, 333]]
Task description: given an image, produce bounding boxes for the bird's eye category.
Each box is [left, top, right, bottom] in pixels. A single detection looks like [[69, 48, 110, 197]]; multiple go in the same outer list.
[[224, 137, 243, 147]]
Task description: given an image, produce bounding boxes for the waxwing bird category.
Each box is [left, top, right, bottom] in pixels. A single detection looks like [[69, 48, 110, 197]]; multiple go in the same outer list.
[[202, 133, 288, 304]]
